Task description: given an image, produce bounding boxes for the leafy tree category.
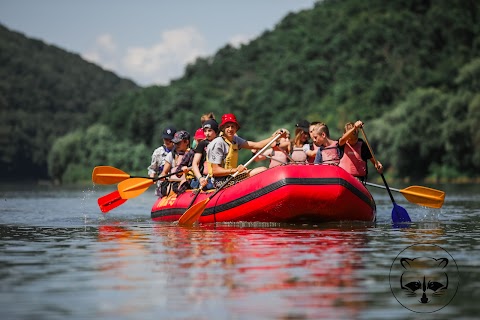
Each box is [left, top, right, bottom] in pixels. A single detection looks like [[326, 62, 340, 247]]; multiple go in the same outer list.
[[48, 124, 149, 183], [0, 24, 138, 180], [369, 88, 447, 180]]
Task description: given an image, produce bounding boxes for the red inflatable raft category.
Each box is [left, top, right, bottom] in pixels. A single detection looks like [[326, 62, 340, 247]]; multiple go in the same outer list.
[[151, 164, 376, 224]]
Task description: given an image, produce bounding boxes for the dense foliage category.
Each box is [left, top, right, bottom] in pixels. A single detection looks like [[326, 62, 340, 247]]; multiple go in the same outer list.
[[47, 124, 149, 183], [0, 24, 139, 180], [2, 0, 480, 183], [95, 0, 480, 182]]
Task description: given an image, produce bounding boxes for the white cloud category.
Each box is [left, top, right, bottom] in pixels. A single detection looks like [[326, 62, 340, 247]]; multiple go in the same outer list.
[[123, 26, 207, 85], [82, 50, 100, 64], [229, 33, 253, 48], [96, 33, 116, 53], [81, 27, 208, 86], [82, 33, 118, 72]]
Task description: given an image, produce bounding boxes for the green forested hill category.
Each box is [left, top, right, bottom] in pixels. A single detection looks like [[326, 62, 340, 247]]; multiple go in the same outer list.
[[3, 0, 480, 183], [92, 0, 480, 182], [0, 24, 139, 180]]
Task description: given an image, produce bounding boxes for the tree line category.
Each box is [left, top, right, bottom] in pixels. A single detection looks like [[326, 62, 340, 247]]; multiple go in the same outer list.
[[2, 0, 479, 183], [0, 24, 138, 180]]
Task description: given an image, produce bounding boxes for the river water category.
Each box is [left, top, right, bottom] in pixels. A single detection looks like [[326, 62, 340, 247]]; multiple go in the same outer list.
[[0, 182, 479, 319]]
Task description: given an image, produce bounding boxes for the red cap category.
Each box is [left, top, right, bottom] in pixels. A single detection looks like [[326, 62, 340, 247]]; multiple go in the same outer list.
[[194, 127, 206, 141], [220, 113, 240, 130]]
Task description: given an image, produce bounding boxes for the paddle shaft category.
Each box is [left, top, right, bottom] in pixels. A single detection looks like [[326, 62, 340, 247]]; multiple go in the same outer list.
[[92, 165, 191, 185], [101, 168, 190, 210], [177, 131, 284, 226], [152, 168, 191, 182], [360, 127, 412, 223], [360, 128, 397, 203], [186, 174, 210, 208], [209, 131, 284, 200], [380, 173, 396, 203], [187, 188, 203, 207], [366, 182, 401, 193], [118, 166, 193, 199]]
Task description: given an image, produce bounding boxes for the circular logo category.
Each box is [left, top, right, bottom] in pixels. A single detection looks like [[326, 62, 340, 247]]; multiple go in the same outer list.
[[389, 244, 459, 313]]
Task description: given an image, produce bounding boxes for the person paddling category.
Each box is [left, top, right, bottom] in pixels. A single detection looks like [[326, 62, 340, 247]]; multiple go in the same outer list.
[[190, 119, 219, 190], [147, 125, 176, 196], [206, 113, 286, 188], [159, 130, 191, 196], [252, 128, 291, 168], [338, 121, 383, 182]]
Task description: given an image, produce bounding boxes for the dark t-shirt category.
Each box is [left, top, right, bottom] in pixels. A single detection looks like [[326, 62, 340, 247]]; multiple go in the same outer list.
[[357, 138, 373, 161], [194, 139, 210, 173]]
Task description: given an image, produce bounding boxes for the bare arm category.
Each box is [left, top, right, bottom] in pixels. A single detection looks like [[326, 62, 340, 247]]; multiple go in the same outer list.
[[160, 160, 172, 178], [211, 162, 244, 177], [191, 152, 203, 180], [305, 149, 316, 157], [241, 130, 287, 150], [339, 120, 363, 146], [252, 148, 272, 162], [242, 136, 275, 150], [370, 158, 384, 174]]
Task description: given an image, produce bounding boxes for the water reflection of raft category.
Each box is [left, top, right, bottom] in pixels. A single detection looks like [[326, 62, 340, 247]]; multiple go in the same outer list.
[[151, 164, 376, 224]]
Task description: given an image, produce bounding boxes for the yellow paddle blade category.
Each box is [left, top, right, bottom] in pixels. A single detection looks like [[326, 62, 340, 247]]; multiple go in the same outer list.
[[178, 198, 210, 227], [400, 186, 445, 209], [92, 166, 130, 184], [118, 177, 154, 199]]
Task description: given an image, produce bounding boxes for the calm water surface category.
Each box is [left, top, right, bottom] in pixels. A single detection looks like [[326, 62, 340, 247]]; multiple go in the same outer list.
[[0, 183, 479, 319]]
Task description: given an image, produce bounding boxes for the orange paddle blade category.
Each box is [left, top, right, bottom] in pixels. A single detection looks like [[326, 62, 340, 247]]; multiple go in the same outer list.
[[118, 177, 154, 199], [400, 186, 445, 209], [92, 166, 130, 184], [178, 198, 211, 227]]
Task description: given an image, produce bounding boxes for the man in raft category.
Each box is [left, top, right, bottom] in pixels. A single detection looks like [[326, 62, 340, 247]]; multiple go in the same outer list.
[[206, 113, 286, 188]]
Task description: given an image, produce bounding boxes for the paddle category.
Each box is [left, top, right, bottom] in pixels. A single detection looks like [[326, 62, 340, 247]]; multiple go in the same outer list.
[[178, 131, 285, 227], [265, 148, 445, 209], [185, 185, 204, 211], [92, 166, 186, 185], [365, 182, 445, 209], [360, 127, 411, 223], [97, 168, 190, 213], [97, 190, 127, 213], [92, 166, 139, 184], [117, 167, 189, 200], [185, 174, 211, 208]]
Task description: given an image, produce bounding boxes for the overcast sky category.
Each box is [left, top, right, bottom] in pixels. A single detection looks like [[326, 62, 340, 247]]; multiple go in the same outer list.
[[0, 0, 317, 86]]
